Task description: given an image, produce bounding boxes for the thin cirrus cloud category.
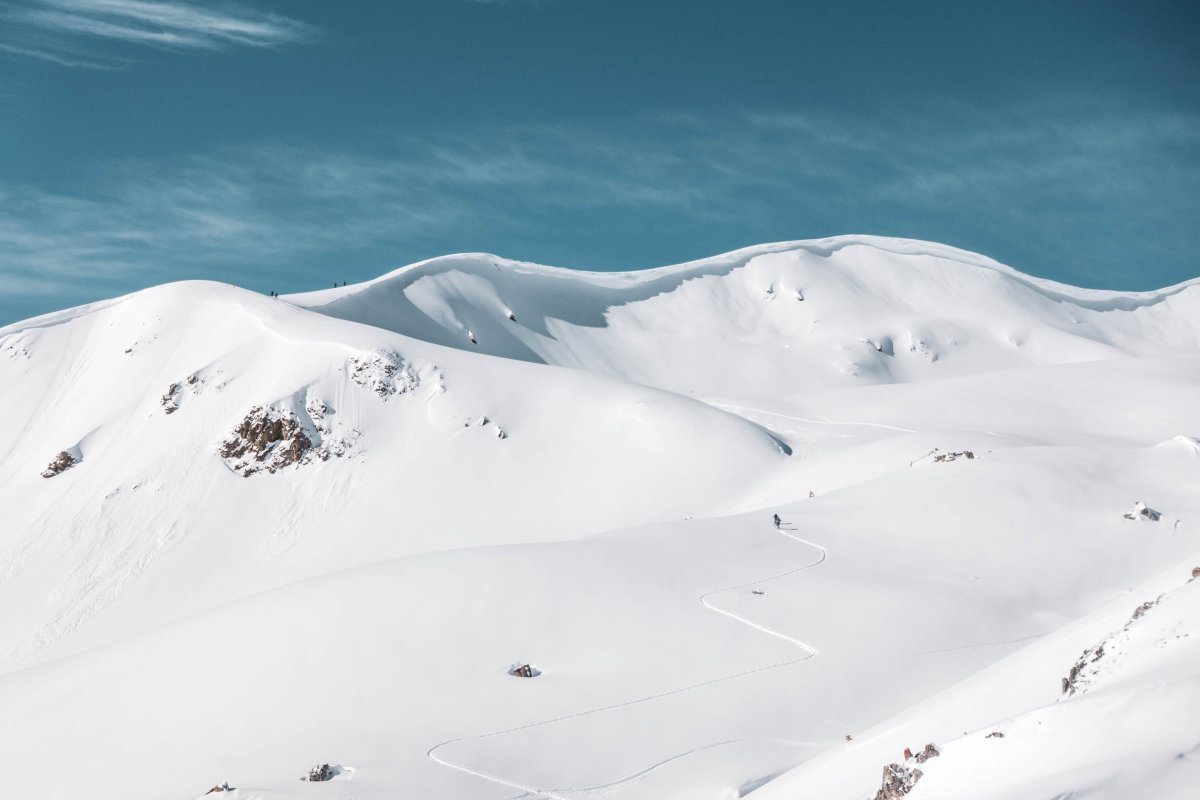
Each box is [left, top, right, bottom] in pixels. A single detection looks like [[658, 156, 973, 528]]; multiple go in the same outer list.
[[1, 102, 1197, 324], [1, 0, 315, 67]]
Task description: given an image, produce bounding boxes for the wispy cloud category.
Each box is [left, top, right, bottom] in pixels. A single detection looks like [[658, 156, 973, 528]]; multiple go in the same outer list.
[[1, 100, 1198, 323], [1, 0, 314, 67]]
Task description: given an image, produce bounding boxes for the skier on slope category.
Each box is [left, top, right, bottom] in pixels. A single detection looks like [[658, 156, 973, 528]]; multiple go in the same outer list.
[[772, 513, 781, 529]]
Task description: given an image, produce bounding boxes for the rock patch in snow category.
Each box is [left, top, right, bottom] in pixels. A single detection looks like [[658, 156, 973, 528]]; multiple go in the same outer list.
[[219, 407, 315, 477], [348, 350, 419, 399], [911, 448, 976, 466], [301, 763, 339, 782], [161, 383, 182, 414], [874, 744, 939, 799], [508, 663, 542, 678], [1123, 500, 1161, 522], [41, 450, 80, 478], [1061, 593, 1163, 695], [472, 416, 509, 440]]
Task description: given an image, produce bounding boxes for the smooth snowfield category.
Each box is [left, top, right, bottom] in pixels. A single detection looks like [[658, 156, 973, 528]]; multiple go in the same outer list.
[[0, 236, 1197, 799]]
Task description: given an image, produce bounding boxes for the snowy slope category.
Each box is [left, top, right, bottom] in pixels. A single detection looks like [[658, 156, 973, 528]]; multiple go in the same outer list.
[[747, 558, 1200, 800], [0, 236, 1197, 800]]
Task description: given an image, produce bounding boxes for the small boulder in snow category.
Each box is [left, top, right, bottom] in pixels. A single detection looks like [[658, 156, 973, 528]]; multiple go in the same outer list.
[[508, 663, 541, 678], [303, 763, 336, 782], [1123, 500, 1161, 522], [914, 742, 940, 763], [41, 450, 79, 478], [161, 382, 182, 414], [933, 450, 974, 463]]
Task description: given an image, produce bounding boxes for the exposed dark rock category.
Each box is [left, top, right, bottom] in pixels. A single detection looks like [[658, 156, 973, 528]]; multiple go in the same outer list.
[[914, 743, 940, 763], [933, 450, 974, 463], [875, 763, 923, 800], [1123, 500, 1161, 521], [1063, 594, 1163, 695], [303, 764, 334, 782], [42, 450, 79, 478], [986, 731, 1005, 739], [1131, 601, 1157, 620], [508, 663, 541, 678], [873, 744, 938, 799], [161, 382, 181, 414], [204, 782, 231, 794], [219, 407, 313, 477]]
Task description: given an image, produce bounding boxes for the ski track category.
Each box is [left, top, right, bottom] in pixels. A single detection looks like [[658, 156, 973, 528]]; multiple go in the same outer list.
[[427, 518, 840, 800]]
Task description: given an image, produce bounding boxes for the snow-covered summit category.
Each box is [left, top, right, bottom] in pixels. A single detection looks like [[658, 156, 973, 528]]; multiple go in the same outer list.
[[289, 235, 1200, 395]]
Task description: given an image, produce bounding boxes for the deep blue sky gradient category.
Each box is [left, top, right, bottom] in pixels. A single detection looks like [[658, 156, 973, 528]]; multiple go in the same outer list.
[[1, 0, 1198, 323]]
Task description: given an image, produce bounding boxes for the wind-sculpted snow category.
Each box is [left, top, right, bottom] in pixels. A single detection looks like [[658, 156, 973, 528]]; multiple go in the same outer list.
[[289, 235, 1200, 397], [0, 238, 1197, 800]]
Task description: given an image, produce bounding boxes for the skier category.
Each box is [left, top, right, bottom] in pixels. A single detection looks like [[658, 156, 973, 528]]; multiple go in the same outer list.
[[772, 513, 781, 529]]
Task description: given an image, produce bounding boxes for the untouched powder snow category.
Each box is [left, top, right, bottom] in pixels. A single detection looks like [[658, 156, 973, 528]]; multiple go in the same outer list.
[[0, 236, 1197, 800]]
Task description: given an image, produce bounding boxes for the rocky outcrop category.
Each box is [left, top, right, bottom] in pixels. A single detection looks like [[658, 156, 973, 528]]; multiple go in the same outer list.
[[161, 374, 205, 414], [508, 663, 542, 678], [41, 450, 79, 478], [349, 350, 419, 398], [303, 764, 335, 782], [913, 743, 940, 763], [874, 744, 939, 799], [910, 448, 977, 466], [161, 382, 181, 414], [1123, 500, 1161, 522], [1061, 593, 1163, 695], [219, 407, 314, 477]]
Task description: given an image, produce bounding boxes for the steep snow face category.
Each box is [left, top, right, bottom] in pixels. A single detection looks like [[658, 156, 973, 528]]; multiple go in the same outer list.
[[0, 238, 1197, 800], [289, 236, 1200, 396]]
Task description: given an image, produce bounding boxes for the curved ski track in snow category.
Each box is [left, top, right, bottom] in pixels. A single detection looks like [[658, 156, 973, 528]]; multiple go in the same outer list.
[[427, 519, 838, 800]]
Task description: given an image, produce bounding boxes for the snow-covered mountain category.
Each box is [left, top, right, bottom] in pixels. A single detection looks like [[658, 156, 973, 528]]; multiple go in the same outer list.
[[0, 235, 1197, 800]]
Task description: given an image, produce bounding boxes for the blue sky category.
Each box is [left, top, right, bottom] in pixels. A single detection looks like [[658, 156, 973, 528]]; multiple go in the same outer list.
[[1, 0, 1197, 324]]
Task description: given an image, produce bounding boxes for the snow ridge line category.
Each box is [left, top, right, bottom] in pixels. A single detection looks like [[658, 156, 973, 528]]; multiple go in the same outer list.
[[427, 518, 836, 799]]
